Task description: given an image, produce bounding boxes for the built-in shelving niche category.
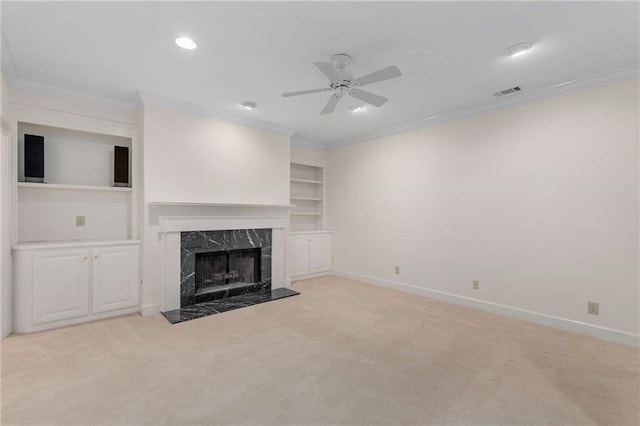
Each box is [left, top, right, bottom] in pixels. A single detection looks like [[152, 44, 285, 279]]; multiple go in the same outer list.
[[290, 162, 324, 232], [16, 121, 134, 243], [17, 122, 131, 188]]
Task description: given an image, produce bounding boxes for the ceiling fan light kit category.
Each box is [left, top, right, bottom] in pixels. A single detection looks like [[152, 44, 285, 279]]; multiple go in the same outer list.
[[505, 42, 533, 57], [282, 54, 402, 115]]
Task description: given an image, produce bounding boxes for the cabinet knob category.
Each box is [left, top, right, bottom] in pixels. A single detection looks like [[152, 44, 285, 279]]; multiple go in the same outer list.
[[94, 255, 99, 259], [83, 256, 88, 260]]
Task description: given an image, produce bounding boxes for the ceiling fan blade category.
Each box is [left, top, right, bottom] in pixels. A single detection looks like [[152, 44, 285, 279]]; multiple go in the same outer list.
[[350, 89, 388, 107], [321, 95, 340, 115], [282, 88, 330, 97], [355, 65, 401, 87], [314, 62, 340, 81]]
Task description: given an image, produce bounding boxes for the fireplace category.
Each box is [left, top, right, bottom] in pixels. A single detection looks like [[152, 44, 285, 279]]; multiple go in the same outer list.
[[194, 248, 262, 303], [180, 229, 271, 307]]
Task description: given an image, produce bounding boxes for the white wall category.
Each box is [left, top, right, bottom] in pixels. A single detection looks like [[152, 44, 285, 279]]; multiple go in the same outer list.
[[140, 104, 291, 313], [17, 189, 130, 242], [143, 105, 290, 204], [327, 79, 639, 344]]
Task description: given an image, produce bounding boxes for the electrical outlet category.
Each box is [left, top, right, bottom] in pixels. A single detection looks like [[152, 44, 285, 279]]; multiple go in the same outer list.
[[588, 301, 599, 315], [472, 280, 480, 290], [76, 216, 85, 227], [394, 265, 400, 274]]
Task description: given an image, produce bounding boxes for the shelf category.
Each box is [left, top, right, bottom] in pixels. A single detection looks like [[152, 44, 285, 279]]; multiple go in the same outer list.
[[13, 239, 141, 251], [17, 182, 132, 192], [291, 212, 322, 216], [290, 197, 322, 201], [291, 178, 323, 184]]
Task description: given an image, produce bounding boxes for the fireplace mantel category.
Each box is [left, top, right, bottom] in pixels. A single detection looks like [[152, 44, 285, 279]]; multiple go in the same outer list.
[[149, 201, 294, 209], [149, 201, 293, 233], [149, 200, 291, 311]]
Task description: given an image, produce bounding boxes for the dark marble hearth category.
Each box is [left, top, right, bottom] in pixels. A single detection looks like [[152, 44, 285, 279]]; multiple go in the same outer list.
[[161, 288, 299, 324]]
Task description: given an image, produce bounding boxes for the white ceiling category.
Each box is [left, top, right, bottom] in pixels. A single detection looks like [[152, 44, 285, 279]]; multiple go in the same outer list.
[[2, 1, 639, 146]]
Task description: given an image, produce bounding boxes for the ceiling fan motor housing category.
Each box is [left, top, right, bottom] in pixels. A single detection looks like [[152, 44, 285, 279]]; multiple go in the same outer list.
[[331, 53, 352, 70], [331, 80, 357, 98]]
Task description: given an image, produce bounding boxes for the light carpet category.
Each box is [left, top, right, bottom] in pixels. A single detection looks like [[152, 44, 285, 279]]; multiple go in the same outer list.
[[1, 276, 638, 425]]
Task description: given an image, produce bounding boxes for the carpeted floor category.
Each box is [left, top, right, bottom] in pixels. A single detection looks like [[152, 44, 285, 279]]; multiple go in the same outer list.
[[1, 276, 638, 425]]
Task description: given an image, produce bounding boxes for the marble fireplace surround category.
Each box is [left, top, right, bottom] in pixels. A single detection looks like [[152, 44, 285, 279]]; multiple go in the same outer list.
[[181, 229, 272, 307], [150, 202, 291, 312]]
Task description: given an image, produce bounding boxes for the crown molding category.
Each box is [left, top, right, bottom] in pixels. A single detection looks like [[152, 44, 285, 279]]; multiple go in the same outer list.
[[290, 137, 328, 149], [1, 30, 19, 84], [9, 78, 138, 110], [320, 63, 640, 149], [137, 92, 295, 137]]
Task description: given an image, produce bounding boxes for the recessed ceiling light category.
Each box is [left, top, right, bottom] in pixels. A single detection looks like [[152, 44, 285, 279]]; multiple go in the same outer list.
[[175, 36, 197, 50], [241, 101, 257, 110], [349, 105, 364, 113], [505, 42, 533, 58]]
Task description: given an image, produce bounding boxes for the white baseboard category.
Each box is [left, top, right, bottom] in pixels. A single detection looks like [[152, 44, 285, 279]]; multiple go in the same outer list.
[[11, 306, 140, 335], [291, 271, 331, 282], [140, 303, 162, 316], [332, 269, 640, 347]]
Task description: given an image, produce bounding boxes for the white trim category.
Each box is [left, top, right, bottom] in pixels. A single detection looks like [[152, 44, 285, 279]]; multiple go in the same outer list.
[[13, 239, 140, 251], [14, 306, 140, 334], [332, 269, 640, 348], [10, 78, 136, 111], [17, 182, 132, 192], [1, 30, 19, 84], [291, 271, 331, 282], [289, 230, 332, 236], [291, 138, 329, 149], [295, 64, 640, 149], [140, 303, 162, 316], [149, 201, 293, 209], [11, 104, 136, 138], [0, 123, 11, 338], [138, 92, 295, 137], [158, 215, 289, 233]]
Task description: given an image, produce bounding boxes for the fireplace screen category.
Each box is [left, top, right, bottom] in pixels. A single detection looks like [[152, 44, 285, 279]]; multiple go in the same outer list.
[[195, 248, 261, 296]]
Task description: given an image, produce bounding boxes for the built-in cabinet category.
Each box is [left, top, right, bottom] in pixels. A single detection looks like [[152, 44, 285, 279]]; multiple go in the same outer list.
[[91, 245, 140, 313], [9, 103, 140, 334], [288, 148, 332, 280], [288, 232, 332, 279], [32, 248, 90, 324], [13, 241, 140, 333]]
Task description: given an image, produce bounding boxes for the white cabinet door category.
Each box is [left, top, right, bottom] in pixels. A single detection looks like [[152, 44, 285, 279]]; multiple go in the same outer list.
[[309, 234, 331, 275], [289, 235, 311, 278], [33, 249, 90, 324], [92, 245, 139, 313]]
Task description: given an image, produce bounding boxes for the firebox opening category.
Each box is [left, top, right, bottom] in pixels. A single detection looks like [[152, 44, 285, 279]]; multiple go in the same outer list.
[[194, 248, 262, 303]]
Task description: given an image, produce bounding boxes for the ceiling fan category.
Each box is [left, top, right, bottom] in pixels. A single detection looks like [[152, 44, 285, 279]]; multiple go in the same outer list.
[[282, 54, 401, 115]]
